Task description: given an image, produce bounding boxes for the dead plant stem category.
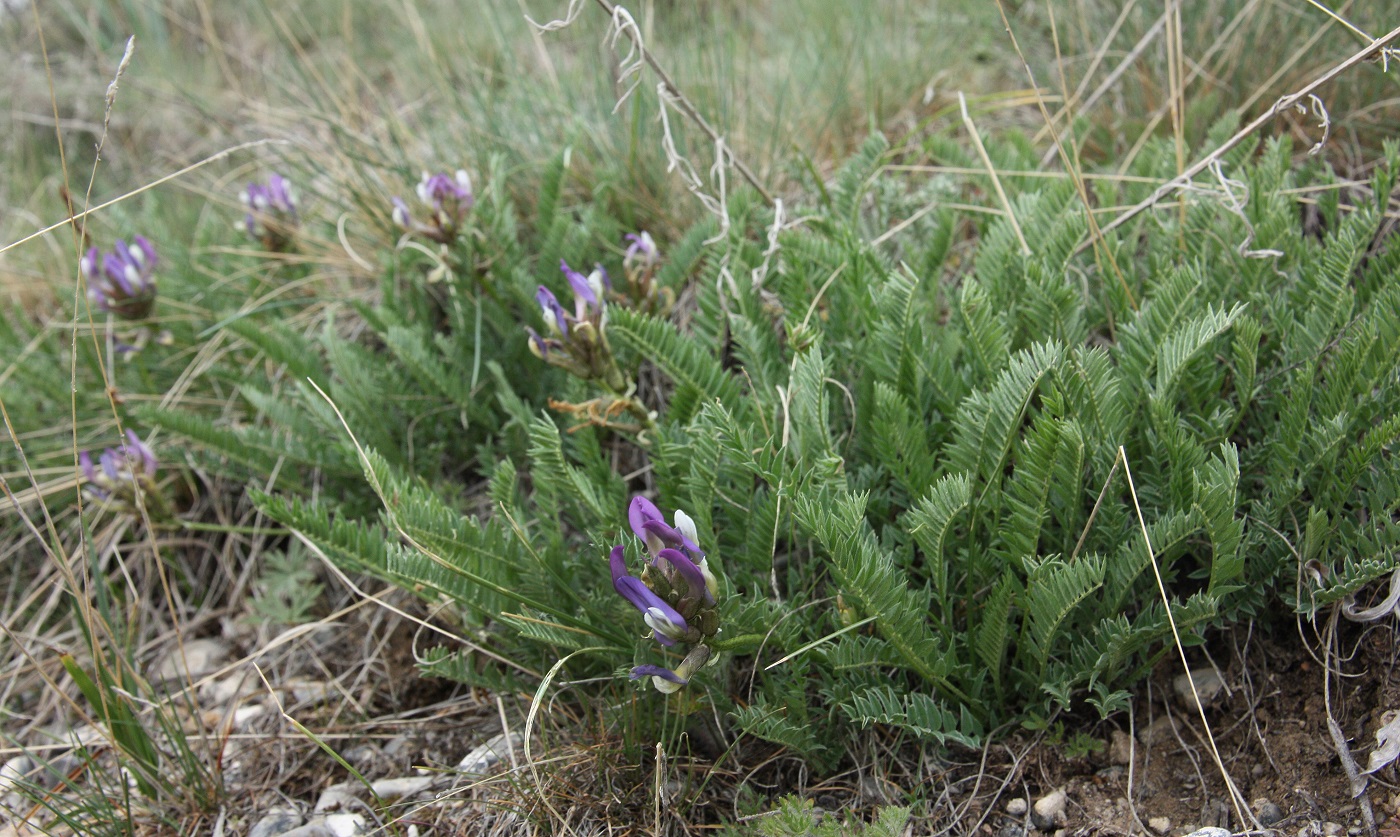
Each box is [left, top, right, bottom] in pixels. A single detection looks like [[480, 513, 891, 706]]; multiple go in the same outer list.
[[587, 0, 773, 205]]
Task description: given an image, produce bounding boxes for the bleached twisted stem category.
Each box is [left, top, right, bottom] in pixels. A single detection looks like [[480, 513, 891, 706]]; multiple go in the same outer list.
[[587, 0, 774, 205]]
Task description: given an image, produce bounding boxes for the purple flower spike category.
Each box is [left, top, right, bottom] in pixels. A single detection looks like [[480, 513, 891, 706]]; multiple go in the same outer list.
[[395, 169, 473, 244], [80, 429, 158, 508], [241, 174, 299, 251]]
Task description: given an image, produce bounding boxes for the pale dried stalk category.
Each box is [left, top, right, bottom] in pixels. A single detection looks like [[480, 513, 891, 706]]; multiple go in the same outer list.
[[527, 0, 773, 205]]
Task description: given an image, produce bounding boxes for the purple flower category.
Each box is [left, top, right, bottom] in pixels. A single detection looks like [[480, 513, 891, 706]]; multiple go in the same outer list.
[[592, 264, 612, 293], [628, 495, 664, 542], [525, 254, 627, 388], [560, 259, 610, 321], [393, 169, 473, 244], [629, 644, 712, 694], [80, 429, 157, 504], [525, 327, 550, 359], [535, 286, 570, 338], [630, 664, 688, 686], [242, 174, 300, 251], [610, 546, 689, 645], [82, 236, 158, 320], [629, 495, 704, 560], [624, 231, 660, 271], [561, 259, 595, 303]]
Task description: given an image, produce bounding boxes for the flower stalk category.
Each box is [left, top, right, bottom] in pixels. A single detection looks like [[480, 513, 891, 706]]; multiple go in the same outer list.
[[82, 237, 158, 320], [610, 495, 723, 692], [392, 170, 474, 245], [622, 231, 674, 316], [79, 430, 170, 519], [528, 259, 630, 393], [242, 174, 300, 251]]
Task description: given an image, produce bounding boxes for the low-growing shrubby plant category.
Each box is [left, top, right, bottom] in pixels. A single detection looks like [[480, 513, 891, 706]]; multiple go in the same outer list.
[[7, 3, 1398, 832], [105, 125, 1399, 760]]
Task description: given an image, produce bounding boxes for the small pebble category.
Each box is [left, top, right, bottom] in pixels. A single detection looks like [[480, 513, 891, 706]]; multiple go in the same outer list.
[[325, 813, 365, 837], [1138, 716, 1176, 748], [248, 808, 302, 837], [369, 776, 435, 800], [314, 782, 358, 813], [1006, 797, 1028, 816], [1173, 668, 1225, 707], [1257, 802, 1285, 827], [457, 731, 523, 775], [1322, 823, 1343, 837], [1148, 816, 1170, 834], [998, 826, 1025, 837], [1031, 789, 1067, 830], [1109, 730, 1133, 765], [1182, 828, 1231, 837], [154, 637, 228, 682], [0, 756, 35, 795]]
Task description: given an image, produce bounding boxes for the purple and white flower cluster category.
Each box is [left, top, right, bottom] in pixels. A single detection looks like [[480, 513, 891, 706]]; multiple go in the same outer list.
[[611, 495, 721, 693], [241, 173, 300, 251], [392, 170, 474, 245], [527, 259, 627, 392], [79, 429, 161, 514], [82, 236, 158, 320]]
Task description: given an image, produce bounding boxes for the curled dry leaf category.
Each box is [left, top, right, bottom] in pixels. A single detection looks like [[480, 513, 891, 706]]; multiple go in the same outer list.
[[1364, 710, 1400, 774]]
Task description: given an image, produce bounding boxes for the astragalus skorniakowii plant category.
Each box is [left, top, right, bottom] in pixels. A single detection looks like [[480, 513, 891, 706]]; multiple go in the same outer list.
[[144, 126, 1400, 765]]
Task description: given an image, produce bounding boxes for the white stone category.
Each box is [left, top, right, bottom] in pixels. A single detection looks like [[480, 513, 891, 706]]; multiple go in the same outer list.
[[456, 731, 523, 775], [1032, 789, 1068, 829], [247, 807, 302, 837], [1006, 797, 1028, 816], [369, 776, 435, 799], [324, 813, 365, 837], [0, 757, 34, 795], [1149, 816, 1171, 834], [154, 638, 228, 682]]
